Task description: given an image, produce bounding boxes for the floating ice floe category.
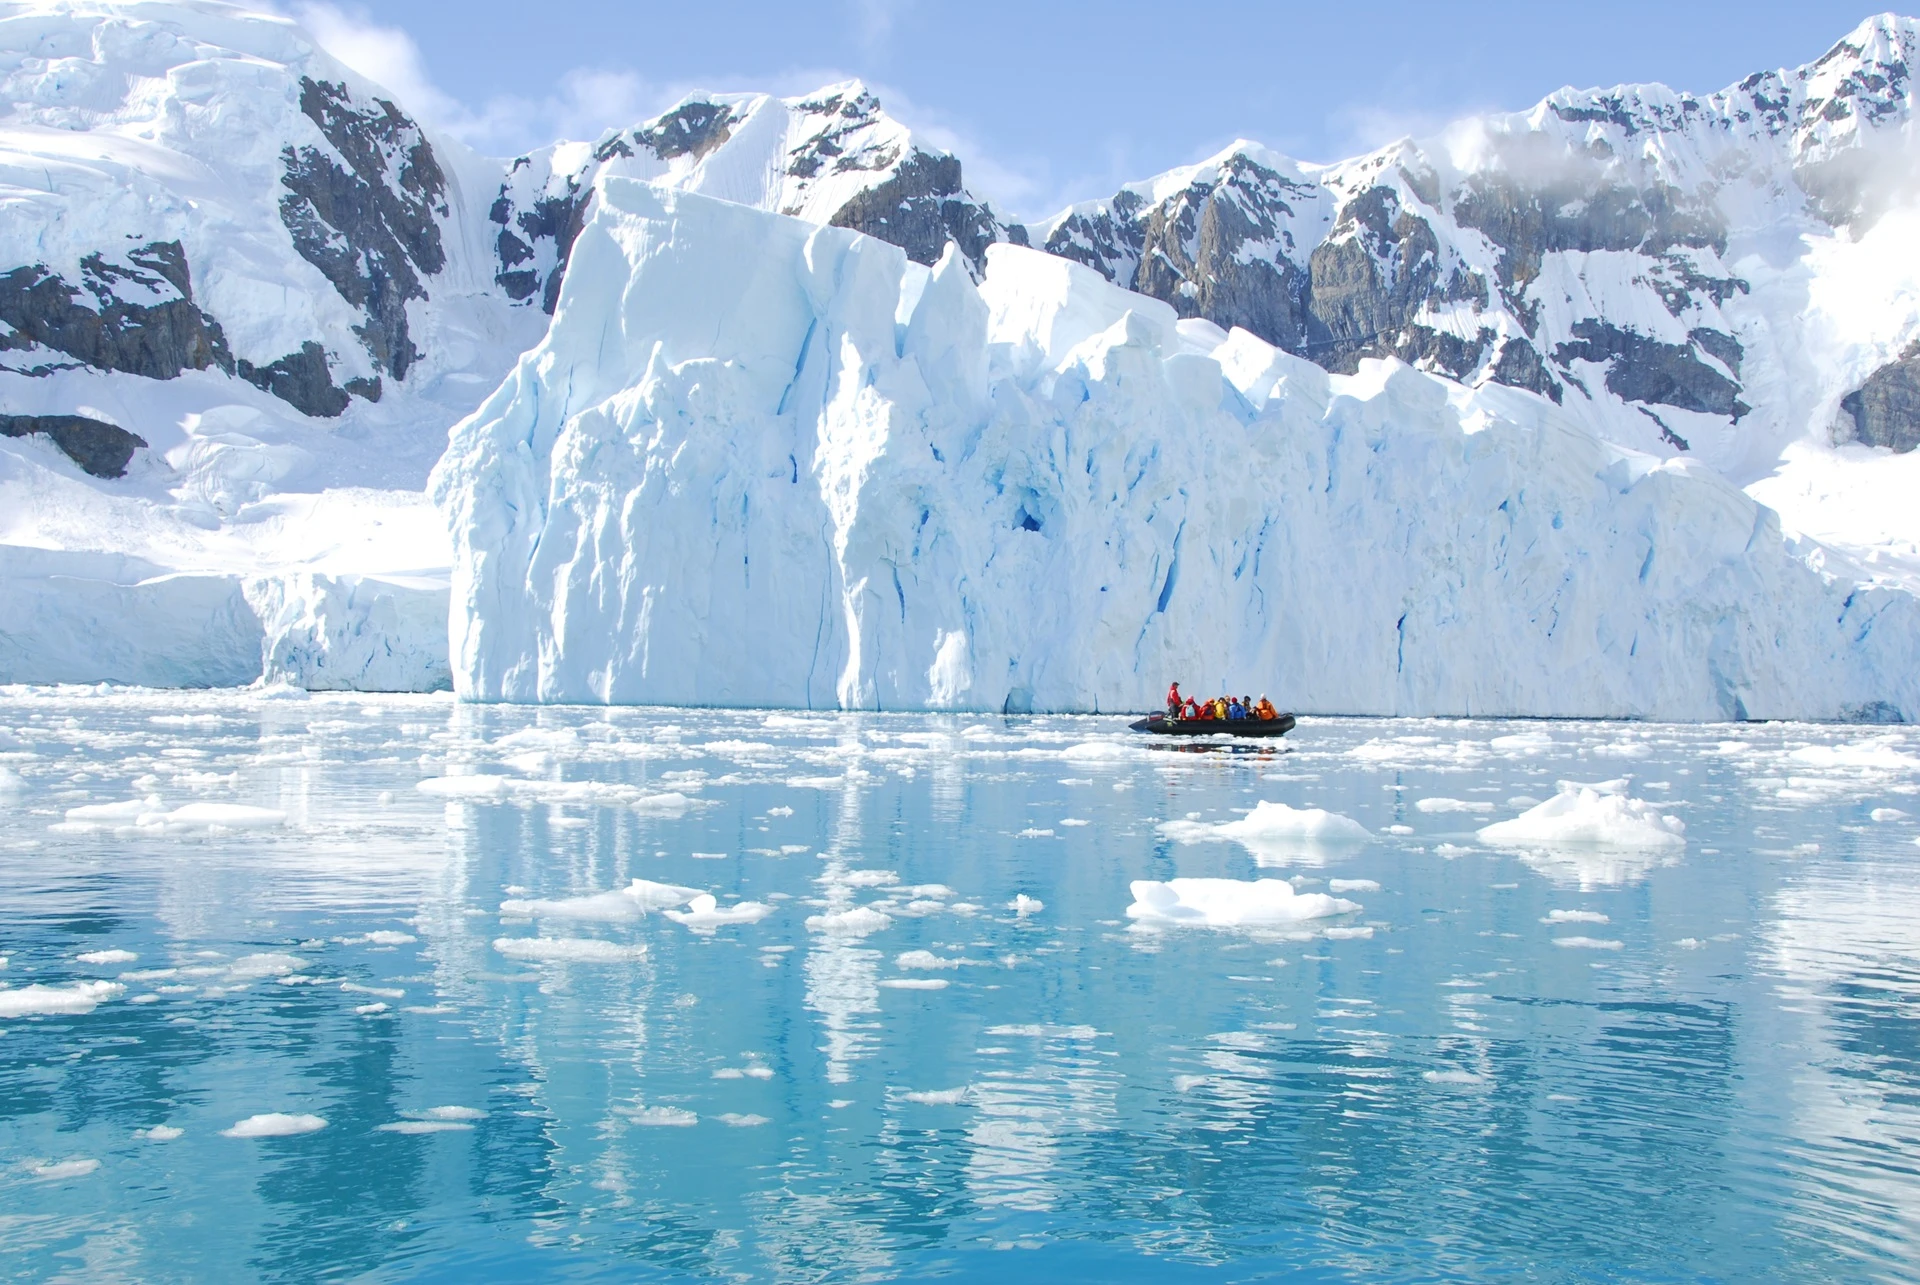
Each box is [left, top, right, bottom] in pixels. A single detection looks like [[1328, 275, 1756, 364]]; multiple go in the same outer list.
[[1490, 730, 1554, 753], [1126, 878, 1358, 929], [377, 1106, 485, 1133], [879, 978, 949, 989], [0, 765, 26, 793], [0, 980, 124, 1017], [75, 949, 137, 965], [54, 798, 288, 835], [1009, 894, 1044, 916], [491, 937, 647, 962], [1160, 800, 1371, 866], [805, 906, 893, 935], [29, 1158, 100, 1179], [718, 1113, 769, 1127], [895, 950, 981, 969], [1787, 739, 1920, 772], [1414, 797, 1494, 814], [1871, 807, 1910, 821], [1553, 936, 1624, 950], [500, 878, 704, 920], [663, 895, 773, 931], [1328, 879, 1380, 893], [1543, 909, 1610, 924], [137, 1125, 183, 1141], [1478, 781, 1685, 849], [222, 1113, 327, 1138]]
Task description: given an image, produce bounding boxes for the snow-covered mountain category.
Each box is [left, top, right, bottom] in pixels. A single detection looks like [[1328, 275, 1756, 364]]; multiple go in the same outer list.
[[2, 0, 1919, 714], [1034, 17, 1920, 485]]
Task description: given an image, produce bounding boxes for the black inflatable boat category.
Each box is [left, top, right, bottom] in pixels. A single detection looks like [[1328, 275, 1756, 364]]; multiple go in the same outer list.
[[1128, 712, 1296, 738]]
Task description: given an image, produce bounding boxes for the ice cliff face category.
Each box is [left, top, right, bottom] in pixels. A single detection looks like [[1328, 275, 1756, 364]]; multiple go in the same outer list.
[[432, 182, 1920, 719], [1033, 15, 1920, 476]]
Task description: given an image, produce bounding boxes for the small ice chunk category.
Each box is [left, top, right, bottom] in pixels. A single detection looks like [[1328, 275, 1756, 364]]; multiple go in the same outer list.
[[1871, 807, 1909, 822], [1162, 800, 1371, 845], [139, 1125, 183, 1141], [625, 1106, 698, 1126], [626, 878, 704, 910], [375, 1120, 472, 1134], [1479, 783, 1685, 849], [664, 895, 773, 931], [718, 1113, 769, 1126], [418, 775, 514, 800], [76, 949, 137, 965], [1017, 828, 1055, 838], [1386, 824, 1414, 835], [422, 1106, 486, 1121], [491, 937, 647, 962], [1552, 936, 1624, 950], [841, 870, 897, 887], [766, 806, 795, 816], [1490, 731, 1554, 753], [1060, 818, 1091, 827], [1415, 797, 1494, 814], [0, 980, 123, 1017], [631, 792, 697, 813], [360, 931, 416, 945], [879, 978, 950, 989], [805, 906, 893, 935], [29, 1158, 100, 1179], [1328, 879, 1379, 893], [896, 950, 979, 969], [1010, 894, 1044, 916], [222, 1113, 327, 1138], [0, 765, 26, 793], [1126, 878, 1357, 928], [1543, 910, 1609, 924]]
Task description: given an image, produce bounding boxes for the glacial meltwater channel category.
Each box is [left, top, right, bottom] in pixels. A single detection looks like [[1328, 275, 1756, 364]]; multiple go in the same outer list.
[[3, 689, 1919, 1282]]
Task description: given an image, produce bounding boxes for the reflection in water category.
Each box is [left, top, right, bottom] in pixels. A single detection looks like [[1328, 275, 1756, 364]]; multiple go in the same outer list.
[[1, 692, 1918, 1280]]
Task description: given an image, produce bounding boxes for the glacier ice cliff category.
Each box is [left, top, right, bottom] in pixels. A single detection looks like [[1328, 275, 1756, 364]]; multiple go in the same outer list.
[[432, 181, 1920, 719]]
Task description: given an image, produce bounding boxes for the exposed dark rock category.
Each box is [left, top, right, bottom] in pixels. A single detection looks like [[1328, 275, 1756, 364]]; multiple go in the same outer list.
[[1554, 320, 1748, 418], [635, 100, 739, 160], [0, 240, 233, 380], [1840, 344, 1920, 452], [829, 151, 1023, 269], [0, 413, 147, 477], [278, 77, 448, 379], [1490, 336, 1564, 403], [344, 375, 382, 402], [236, 340, 352, 417], [1130, 155, 1317, 350]]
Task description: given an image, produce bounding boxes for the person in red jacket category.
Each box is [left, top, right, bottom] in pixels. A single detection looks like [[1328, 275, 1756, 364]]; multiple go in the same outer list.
[[1166, 681, 1183, 718]]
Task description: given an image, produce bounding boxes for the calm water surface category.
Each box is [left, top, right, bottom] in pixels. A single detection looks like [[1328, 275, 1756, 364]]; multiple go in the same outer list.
[[2, 689, 1918, 1282]]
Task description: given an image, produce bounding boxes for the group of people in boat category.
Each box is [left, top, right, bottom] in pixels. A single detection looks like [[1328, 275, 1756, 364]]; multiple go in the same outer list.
[[1164, 682, 1280, 723]]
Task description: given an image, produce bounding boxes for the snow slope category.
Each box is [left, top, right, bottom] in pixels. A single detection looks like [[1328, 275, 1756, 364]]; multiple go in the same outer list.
[[432, 181, 1920, 719]]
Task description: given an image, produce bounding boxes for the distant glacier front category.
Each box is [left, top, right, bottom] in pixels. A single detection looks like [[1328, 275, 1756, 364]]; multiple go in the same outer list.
[[431, 180, 1920, 720]]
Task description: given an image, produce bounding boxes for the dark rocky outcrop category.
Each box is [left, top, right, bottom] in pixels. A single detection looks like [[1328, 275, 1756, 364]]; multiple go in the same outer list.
[[828, 151, 1025, 269], [237, 341, 361, 417], [278, 77, 448, 379], [0, 413, 147, 477], [1553, 320, 1748, 418], [0, 240, 233, 380], [1840, 344, 1920, 451]]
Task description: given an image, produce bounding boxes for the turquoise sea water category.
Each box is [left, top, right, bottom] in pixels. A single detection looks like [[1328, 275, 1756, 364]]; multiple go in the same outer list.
[[2, 688, 1919, 1283]]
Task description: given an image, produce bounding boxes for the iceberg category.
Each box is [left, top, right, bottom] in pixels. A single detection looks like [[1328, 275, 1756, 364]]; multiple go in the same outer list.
[[433, 181, 1920, 719]]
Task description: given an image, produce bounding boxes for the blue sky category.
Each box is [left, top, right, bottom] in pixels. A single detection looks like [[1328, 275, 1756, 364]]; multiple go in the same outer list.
[[301, 1, 1891, 220]]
